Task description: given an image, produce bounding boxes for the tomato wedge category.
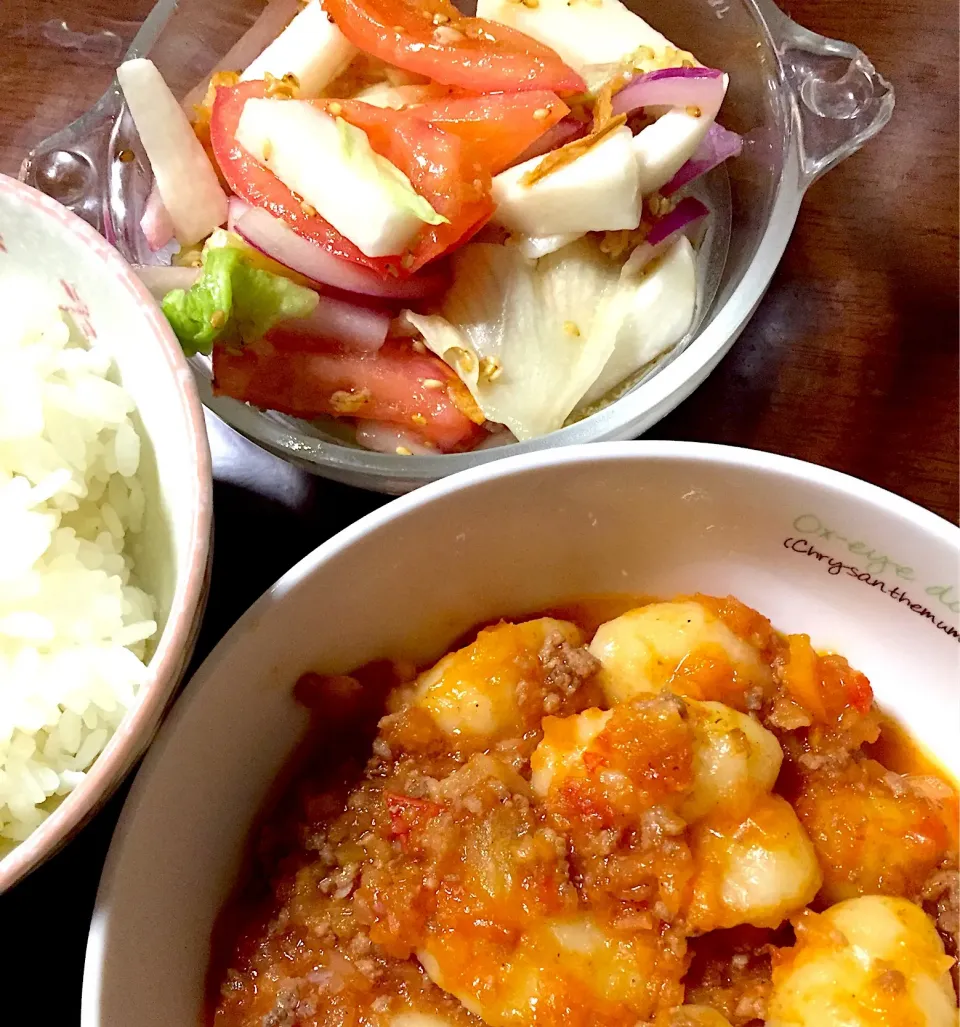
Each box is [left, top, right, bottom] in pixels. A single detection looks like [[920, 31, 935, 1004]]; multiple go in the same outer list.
[[210, 81, 393, 275], [408, 92, 569, 174], [212, 335, 486, 453], [211, 81, 494, 275], [323, 0, 584, 95], [311, 99, 494, 271]]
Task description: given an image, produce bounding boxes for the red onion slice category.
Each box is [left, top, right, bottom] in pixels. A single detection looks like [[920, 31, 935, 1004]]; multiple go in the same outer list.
[[661, 123, 743, 197], [133, 263, 201, 300], [624, 197, 709, 275], [508, 115, 588, 169], [613, 67, 727, 121], [233, 205, 449, 301], [118, 59, 228, 247], [273, 295, 390, 353], [647, 196, 709, 247], [354, 420, 439, 456], [227, 195, 250, 231], [140, 185, 175, 252]]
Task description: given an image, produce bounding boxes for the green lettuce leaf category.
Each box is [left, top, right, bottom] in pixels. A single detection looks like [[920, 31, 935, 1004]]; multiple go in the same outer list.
[[161, 246, 318, 357], [335, 117, 448, 228]]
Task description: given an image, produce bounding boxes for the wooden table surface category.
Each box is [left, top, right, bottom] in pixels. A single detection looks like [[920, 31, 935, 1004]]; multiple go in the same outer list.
[[0, 0, 957, 1017]]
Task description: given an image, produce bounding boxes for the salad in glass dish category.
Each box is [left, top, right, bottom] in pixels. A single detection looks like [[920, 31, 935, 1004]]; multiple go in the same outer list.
[[121, 0, 741, 456]]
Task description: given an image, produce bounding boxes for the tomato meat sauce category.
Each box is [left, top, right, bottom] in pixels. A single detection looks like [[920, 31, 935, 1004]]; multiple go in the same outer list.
[[209, 594, 958, 1027]]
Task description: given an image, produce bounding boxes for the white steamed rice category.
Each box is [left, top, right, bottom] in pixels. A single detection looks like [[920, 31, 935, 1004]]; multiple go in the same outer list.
[[0, 277, 157, 849]]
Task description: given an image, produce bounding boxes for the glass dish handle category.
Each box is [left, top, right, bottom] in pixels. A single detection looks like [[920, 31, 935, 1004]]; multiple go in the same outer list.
[[18, 0, 178, 245], [758, 0, 895, 185]]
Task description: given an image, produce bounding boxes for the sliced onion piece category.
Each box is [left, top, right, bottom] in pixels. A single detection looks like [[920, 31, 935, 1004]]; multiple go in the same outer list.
[[354, 420, 440, 456], [509, 116, 588, 169], [624, 196, 708, 275], [133, 264, 201, 301], [233, 205, 450, 301], [181, 0, 301, 112], [274, 295, 390, 353], [117, 59, 228, 246], [471, 427, 517, 450], [647, 196, 709, 247], [227, 196, 251, 231], [516, 233, 581, 260], [661, 123, 743, 197], [140, 185, 175, 252], [612, 67, 727, 121]]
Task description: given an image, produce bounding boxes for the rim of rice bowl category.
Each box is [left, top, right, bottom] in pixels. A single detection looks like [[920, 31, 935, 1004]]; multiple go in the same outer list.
[[0, 175, 211, 891]]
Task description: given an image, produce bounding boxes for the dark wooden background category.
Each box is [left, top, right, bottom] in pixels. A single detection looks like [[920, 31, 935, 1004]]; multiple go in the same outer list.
[[0, 0, 956, 1019]]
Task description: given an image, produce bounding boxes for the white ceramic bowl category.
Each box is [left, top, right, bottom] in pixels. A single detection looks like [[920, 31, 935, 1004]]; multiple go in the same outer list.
[[83, 441, 958, 1025], [0, 175, 213, 892]]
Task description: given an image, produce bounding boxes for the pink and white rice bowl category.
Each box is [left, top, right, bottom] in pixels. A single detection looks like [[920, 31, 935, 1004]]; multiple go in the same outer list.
[[0, 174, 212, 892]]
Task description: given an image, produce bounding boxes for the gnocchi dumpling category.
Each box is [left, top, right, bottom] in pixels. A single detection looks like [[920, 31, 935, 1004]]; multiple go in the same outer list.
[[408, 748, 688, 1026], [408, 618, 585, 743], [531, 697, 806, 933], [530, 697, 782, 825], [681, 701, 783, 823], [794, 759, 954, 905], [530, 706, 613, 799], [531, 693, 695, 823], [588, 601, 771, 709], [687, 795, 822, 932], [767, 895, 958, 1027], [418, 912, 683, 1026]]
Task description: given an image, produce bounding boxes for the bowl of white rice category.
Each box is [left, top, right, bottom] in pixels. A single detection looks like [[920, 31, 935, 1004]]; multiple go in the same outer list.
[[0, 174, 212, 891]]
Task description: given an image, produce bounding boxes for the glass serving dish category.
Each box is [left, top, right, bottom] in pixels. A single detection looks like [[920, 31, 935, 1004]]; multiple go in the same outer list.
[[21, 0, 894, 493]]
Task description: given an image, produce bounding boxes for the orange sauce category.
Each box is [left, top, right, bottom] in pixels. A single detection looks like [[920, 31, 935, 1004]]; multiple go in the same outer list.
[[868, 714, 959, 850], [868, 712, 954, 779]]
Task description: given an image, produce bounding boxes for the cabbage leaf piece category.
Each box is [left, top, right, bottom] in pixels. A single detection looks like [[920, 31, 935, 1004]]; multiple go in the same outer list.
[[404, 239, 629, 440]]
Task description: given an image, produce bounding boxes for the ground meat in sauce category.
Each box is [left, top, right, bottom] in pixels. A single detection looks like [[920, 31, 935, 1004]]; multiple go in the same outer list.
[[919, 855, 960, 993], [211, 597, 958, 1027], [683, 927, 781, 1026], [538, 630, 601, 694], [261, 989, 299, 1027], [788, 756, 955, 906], [923, 862, 960, 940]]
